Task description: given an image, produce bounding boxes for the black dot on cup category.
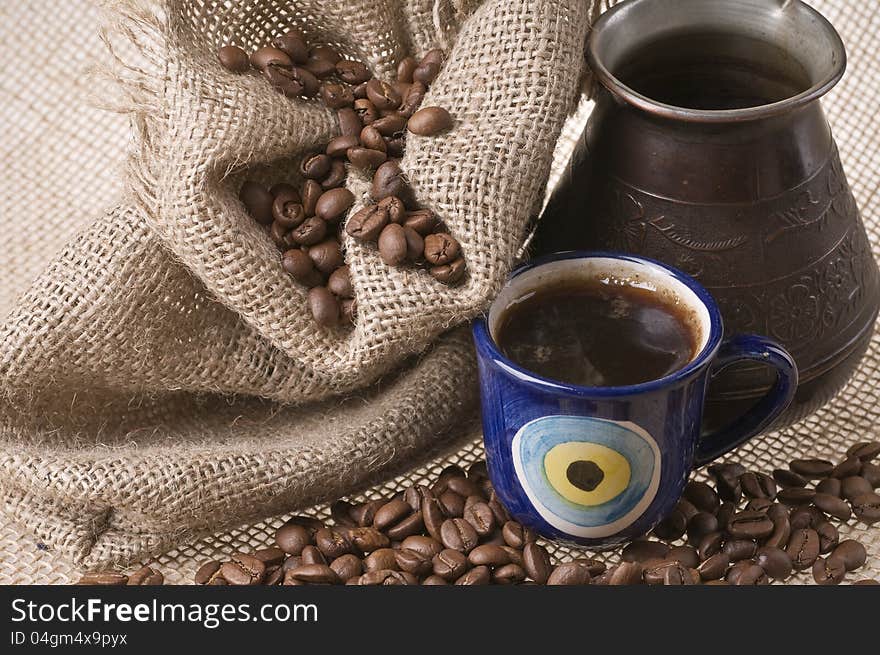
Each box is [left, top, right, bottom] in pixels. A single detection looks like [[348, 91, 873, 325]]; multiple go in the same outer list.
[[566, 460, 605, 492]]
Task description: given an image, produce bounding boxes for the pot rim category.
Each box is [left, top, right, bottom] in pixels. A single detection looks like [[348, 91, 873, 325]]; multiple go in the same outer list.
[[587, 0, 847, 124]]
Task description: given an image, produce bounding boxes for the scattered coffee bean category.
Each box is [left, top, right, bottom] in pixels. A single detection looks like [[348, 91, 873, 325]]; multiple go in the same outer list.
[[816, 477, 842, 497], [547, 561, 592, 586], [523, 543, 552, 584], [308, 286, 340, 327], [218, 45, 250, 73], [440, 518, 479, 553], [773, 468, 808, 488], [622, 540, 670, 563], [831, 456, 863, 479], [697, 553, 730, 581], [456, 565, 490, 585], [812, 556, 847, 585], [842, 476, 873, 501], [852, 492, 880, 524], [221, 553, 266, 585], [813, 492, 852, 521], [790, 458, 834, 478], [847, 441, 880, 462], [407, 106, 453, 136], [727, 510, 774, 540], [756, 546, 793, 580], [777, 487, 816, 505], [832, 540, 867, 571], [787, 528, 821, 570]]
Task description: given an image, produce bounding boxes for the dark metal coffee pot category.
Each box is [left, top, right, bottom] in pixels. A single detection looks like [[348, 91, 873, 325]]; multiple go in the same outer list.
[[536, 0, 879, 429]]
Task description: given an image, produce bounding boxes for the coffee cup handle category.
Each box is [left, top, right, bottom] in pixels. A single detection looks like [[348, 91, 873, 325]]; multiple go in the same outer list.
[[694, 334, 798, 467]]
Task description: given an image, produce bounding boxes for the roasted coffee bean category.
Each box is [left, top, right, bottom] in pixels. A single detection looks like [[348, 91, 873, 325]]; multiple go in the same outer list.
[[326, 265, 353, 298], [852, 492, 880, 524], [841, 476, 873, 501], [815, 520, 839, 554], [194, 561, 222, 585], [270, 221, 293, 249], [717, 502, 736, 531], [363, 548, 398, 572], [398, 209, 435, 236], [487, 495, 510, 525], [354, 98, 379, 126], [438, 490, 465, 518], [335, 108, 362, 139], [401, 535, 443, 559], [384, 136, 405, 158], [790, 458, 834, 478], [386, 510, 424, 540], [253, 547, 286, 567], [413, 61, 441, 85], [423, 232, 460, 266], [402, 226, 424, 262], [493, 563, 526, 585], [848, 441, 880, 462], [421, 494, 445, 542], [722, 539, 757, 562], [347, 146, 387, 169], [378, 223, 408, 266], [773, 468, 808, 488], [725, 560, 753, 585], [732, 563, 768, 586], [394, 548, 433, 575], [395, 56, 417, 83], [667, 545, 700, 569], [746, 498, 774, 513], [263, 566, 284, 586], [697, 531, 724, 560], [606, 561, 642, 585], [663, 562, 696, 586], [281, 249, 321, 286], [308, 238, 344, 274], [376, 196, 406, 224], [790, 505, 824, 529], [398, 81, 427, 116], [684, 480, 720, 513], [403, 485, 431, 512], [287, 563, 340, 584], [346, 205, 388, 242], [304, 45, 340, 78], [456, 565, 491, 585], [643, 560, 683, 585], [335, 59, 371, 84], [359, 125, 387, 152], [727, 510, 774, 540], [239, 181, 275, 225], [372, 498, 411, 531], [501, 522, 528, 549], [251, 46, 292, 71], [300, 153, 332, 180], [221, 553, 266, 585], [765, 513, 792, 550], [709, 464, 743, 502], [271, 31, 307, 63], [282, 556, 303, 572], [430, 257, 466, 284], [468, 544, 512, 568], [371, 113, 408, 137], [812, 492, 852, 521], [327, 134, 360, 159], [813, 556, 847, 585], [547, 561, 592, 586], [575, 559, 606, 578], [315, 188, 354, 223], [276, 522, 312, 555], [743, 472, 776, 499], [320, 159, 347, 189], [697, 553, 730, 581], [440, 518, 479, 553], [300, 545, 326, 565], [422, 575, 448, 585], [787, 528, 820, 570], [329, 554, 363, 582], [308, 286, 339, 327], [862, 462, 880, 488], [523, 543, 552, 584], [832, 456, 863, 479], [350, 499, 384, 528], [755, 546, 793, 580], [297, 179, 320, 216], [407, 106, 453, 136], [675, 498, 700, 523], [218, 45, 249, 73], [832, 540, 867, 571], [359, 569, 416, 585], [77, 572, 129, 585], [432, 548, 470, 581], [265, 63, 309, 97], [315, 528, 355, 559], [816, 477, 842, 497], [292, 217, 328, 247], [346, 527, 390, 552], [371, 160, 407, 200], [125, 566, 163, 585], [366, 79, 402, 110], [622, 540, 670, 563], [273, 193, 305, 229], [687, 512, 719, 542], [652, 509, 687, 540]]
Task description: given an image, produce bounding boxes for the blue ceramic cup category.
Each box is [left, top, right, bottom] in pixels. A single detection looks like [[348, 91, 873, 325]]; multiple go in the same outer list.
[[473, 252, 798, 548]]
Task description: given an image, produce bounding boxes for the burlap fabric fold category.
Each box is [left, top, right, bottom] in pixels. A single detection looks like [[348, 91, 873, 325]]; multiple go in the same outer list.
[[0, 0, 591, 568]]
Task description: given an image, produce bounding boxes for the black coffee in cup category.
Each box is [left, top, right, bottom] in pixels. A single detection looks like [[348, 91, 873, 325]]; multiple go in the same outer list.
[[495, 277, 699, 387]]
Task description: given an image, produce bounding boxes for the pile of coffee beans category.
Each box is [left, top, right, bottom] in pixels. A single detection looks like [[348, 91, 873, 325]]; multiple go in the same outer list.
[[221, 32, 465, 328], [76, 440, 879, 586]]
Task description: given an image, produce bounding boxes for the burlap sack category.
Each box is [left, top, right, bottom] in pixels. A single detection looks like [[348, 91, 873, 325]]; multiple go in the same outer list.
[[0, 0, 591, 567]]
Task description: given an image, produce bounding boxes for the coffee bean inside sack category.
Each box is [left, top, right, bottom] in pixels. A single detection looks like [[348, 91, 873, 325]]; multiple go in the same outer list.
[[220, 33, 465, 328]]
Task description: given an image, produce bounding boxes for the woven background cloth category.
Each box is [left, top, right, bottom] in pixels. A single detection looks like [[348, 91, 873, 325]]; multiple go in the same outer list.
[[2, 0, 880, 583]]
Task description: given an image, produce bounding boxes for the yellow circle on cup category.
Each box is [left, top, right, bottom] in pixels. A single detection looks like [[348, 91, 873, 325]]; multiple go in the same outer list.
[[543, 441, 631, 507]]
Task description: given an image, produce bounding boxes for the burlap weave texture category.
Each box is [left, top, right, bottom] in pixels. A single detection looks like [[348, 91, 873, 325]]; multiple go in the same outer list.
[[0, 0, 590, 568]]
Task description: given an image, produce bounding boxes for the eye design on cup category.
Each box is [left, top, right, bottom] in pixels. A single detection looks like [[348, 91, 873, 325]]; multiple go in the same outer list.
[[511, 415, 661, 538]]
